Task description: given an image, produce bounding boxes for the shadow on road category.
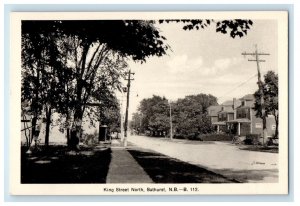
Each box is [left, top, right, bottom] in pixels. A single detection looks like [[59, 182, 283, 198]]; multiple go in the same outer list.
[[127, 148, 239, 183]]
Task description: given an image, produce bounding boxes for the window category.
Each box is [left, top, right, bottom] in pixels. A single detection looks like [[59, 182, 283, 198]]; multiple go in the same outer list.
[[255, 123, 262, 128], [271, 125, 276, 130], [237, 108, 250, 119]]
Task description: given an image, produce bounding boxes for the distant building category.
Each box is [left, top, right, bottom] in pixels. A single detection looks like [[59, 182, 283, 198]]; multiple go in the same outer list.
[[210, 94, 276, 138], [207, 105, 222, 124], [227, 94, 276, 138], [208, 99, 241, 133]]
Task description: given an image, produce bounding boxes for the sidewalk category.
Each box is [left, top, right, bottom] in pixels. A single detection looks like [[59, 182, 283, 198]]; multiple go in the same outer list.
[[106, 139, 153, 183], [106, 139, 236, 183]]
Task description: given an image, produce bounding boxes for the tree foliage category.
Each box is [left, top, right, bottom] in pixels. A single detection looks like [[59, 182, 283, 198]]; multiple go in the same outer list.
[[21, 18, 253, 148], [21, 21, 71, 146], [253, 71, 279, 137], [22, 20, 170, 149], [172, 94, 218, 139], [135, 94, 218, 138], [137, 95, 169, 135], [159, 19, 253, 38]]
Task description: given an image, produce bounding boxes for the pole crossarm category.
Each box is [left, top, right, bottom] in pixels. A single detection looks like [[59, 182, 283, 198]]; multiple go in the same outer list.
[[242, 52, 270, 56], [248, 59, 266, 62], [241, 44, 270, 145]]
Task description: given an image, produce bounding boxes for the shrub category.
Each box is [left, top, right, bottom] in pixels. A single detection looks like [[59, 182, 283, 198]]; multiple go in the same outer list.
[[186, 134, 203, 141], [244, 134, 260, 145], [200, 134, 233, 141], [83, 134, 98, 146], [267, 137, 279, 146], [173, 134, 186, 140]]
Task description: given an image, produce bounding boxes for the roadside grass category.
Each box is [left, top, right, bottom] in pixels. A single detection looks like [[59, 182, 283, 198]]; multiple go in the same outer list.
[[21, 145, 112, 183], [238, 145, 279, 153], [159, 133, 233, 141], [128, 148, 240, 183]]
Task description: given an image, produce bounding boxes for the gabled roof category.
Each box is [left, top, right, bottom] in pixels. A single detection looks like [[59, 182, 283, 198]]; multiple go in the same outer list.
[[221, 99, 241, 107], [222, 100, 233, 106], [207, 105, 222, 116], [219, 107, 234, 113], [239, 94, 254, 101]]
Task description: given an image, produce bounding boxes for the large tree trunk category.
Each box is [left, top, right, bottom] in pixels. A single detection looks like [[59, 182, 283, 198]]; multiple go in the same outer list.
[[44, 107, 52, 147], [66, 128, 70, 145], [69, 108, 83, 151], [69, 85, 84, 150], [68, 42, 90, 150]]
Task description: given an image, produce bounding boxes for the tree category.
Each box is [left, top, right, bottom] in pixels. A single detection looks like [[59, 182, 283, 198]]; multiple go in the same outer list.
[[253, 71, 279, 138], [22, 22, 70, 147], [159, 19, 253, 38], [137, 94, 218, 139], [138, 95, 170, 136], [172, 94, 218, 139], [22, 20, 170, 150], [148, 100, 170, 136], [131, 112, 143, 134]]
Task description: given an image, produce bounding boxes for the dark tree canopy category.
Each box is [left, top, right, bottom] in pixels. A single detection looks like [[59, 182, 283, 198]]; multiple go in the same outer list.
[[21, 20, 171, 149], [159, 19, 253, 38], [22, 20, 169, 62]]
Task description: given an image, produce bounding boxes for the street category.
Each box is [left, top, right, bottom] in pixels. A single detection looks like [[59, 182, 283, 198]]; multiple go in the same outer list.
[[128, 135, 278, 183]]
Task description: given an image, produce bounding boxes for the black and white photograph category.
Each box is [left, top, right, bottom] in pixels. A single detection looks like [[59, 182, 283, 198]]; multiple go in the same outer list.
[[10, 11, 288, 195]]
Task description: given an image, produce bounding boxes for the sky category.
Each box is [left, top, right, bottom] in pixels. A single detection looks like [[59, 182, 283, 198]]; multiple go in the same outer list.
[[121, 20, 278, 119]]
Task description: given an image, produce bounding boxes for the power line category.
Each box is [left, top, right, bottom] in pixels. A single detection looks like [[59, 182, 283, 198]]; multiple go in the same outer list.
[[218, 73, 258, 100], [242, 45, 270, 145]]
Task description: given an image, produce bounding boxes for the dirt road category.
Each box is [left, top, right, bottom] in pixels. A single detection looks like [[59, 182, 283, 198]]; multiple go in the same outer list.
[[128, 135, 278, 183]]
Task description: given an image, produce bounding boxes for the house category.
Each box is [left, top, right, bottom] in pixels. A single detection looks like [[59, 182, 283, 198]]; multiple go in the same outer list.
[[226, 94, 276, 138], [209, 99, 241, 133], [207, 105, 222, 124]]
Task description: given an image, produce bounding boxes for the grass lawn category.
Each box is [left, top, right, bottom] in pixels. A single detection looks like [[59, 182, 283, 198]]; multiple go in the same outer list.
[[128, 149, 239, 183], [21, 145, 112, 183], [238, 145, 279, 153]]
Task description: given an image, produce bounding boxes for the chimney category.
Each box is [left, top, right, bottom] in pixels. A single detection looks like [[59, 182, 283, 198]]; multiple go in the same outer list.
[[233, 98, 237, 109], [233, 98, 237, 120]]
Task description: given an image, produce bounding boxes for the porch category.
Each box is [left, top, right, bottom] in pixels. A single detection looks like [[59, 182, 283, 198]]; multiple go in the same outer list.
[[226, 118, 251, 136]]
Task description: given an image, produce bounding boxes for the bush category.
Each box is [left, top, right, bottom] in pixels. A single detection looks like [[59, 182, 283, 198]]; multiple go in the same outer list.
[[173, 134, 187, 140], [244, 134, 260, 145], [267, 137, 279, 146], [186, 134, 203, 141], [173, 133, 233, 141], [82, 134, 98, 146], [173, 132, 203, 141], [200, 134, 233, 141]]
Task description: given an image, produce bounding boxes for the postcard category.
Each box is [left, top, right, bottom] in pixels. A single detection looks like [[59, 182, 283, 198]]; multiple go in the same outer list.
[[10, 11, 288, 195]]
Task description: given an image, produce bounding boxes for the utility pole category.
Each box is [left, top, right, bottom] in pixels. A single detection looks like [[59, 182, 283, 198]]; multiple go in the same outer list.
[[169, 100, 173, 140], [119, 94, 124, 142], [124, 69, 135, 147], [242, 45, 270, 145]]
